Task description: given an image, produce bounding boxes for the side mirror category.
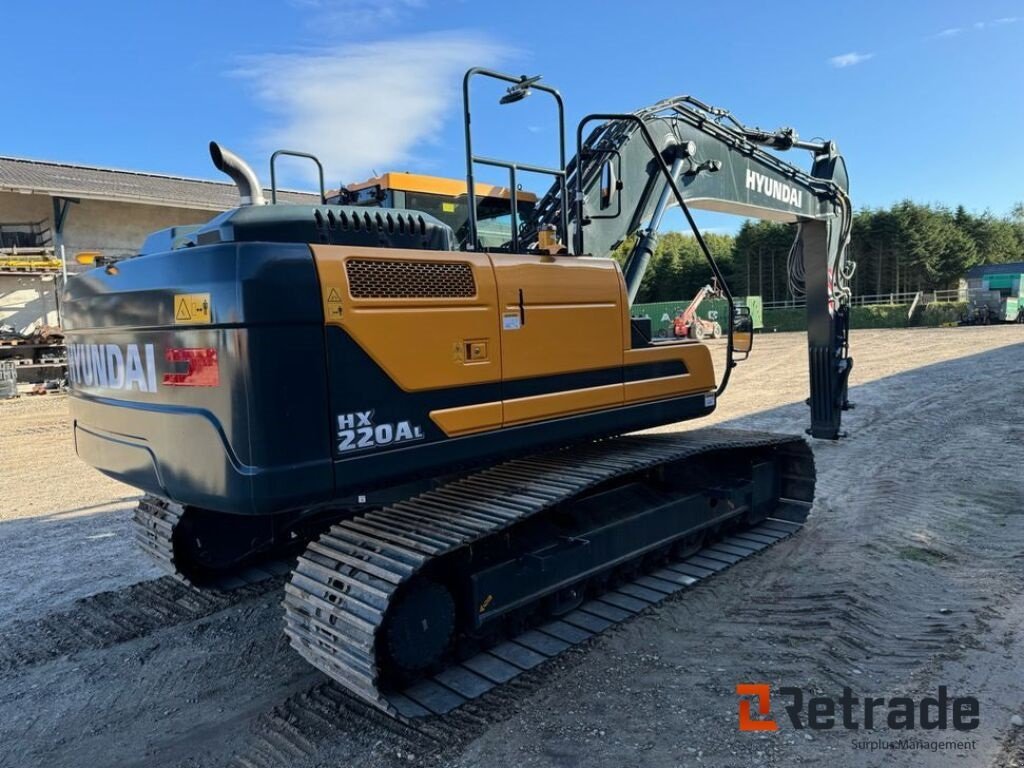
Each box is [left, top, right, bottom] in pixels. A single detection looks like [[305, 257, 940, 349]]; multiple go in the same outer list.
[[733, 306, 754, 359]]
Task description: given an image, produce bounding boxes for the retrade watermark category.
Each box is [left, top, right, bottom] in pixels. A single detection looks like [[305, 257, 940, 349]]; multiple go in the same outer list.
[[736, 684, 979, 751], [851, 737, 977, 752]]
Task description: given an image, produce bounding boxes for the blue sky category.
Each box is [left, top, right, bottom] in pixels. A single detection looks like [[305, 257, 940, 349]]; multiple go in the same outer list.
[[3, 0, 1023, 232]]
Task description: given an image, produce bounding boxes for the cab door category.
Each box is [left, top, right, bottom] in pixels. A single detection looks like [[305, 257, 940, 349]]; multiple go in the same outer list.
[[489, 253, 624, 426]]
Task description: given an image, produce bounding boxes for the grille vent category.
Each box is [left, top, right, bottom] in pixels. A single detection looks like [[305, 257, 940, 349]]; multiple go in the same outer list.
[[345, 259, 476, 299], [315, 209, 429, 236]]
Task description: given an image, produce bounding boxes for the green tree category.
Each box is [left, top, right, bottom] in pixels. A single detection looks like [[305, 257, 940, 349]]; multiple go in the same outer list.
[[608, 198, 1022, 304]]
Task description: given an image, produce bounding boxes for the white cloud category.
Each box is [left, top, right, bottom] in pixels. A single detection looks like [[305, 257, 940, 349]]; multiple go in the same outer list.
[[971, 18, 1018, 29], [287, 0, 425, 30], [234, 33, 506, 186], [933, 17, 1018, 40], [828, 51, 875, 68]]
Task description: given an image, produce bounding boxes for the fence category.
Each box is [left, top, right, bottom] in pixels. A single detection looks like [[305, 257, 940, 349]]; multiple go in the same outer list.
[[762, 289, 962, 311]]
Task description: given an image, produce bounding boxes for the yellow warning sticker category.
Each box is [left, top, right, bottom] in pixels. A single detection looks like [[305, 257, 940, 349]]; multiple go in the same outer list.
[[442, 202, 456, 213], [173, 293, 212, 324], [324, 287, 343, 320]]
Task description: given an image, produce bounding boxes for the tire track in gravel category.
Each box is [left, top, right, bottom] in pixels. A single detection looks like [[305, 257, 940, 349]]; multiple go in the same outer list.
[[0, 575, 284, 676], [222, 341, 1024, 768], [443, 340, 1024, 768], [3, 331, 1022, 768], [703, 346, 1024, 690], [229, 637, 617, 768]]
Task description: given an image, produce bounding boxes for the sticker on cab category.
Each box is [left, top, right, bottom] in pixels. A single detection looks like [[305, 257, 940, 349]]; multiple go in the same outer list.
[[174, 293, 212, 324]]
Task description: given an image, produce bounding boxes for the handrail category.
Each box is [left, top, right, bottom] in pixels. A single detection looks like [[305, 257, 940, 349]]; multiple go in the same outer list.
[[270, 150, 326, 205], [462, 68, 568, 252]]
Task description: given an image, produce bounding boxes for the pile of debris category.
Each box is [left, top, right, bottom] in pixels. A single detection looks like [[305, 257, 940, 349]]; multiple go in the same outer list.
[[0, 324, 68, 393], [27, 378, 68, 396], [0, 323, 65, 346]]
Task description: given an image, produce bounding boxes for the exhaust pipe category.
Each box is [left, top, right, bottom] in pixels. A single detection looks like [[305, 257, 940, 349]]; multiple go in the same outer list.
[[209, 142, 266, 206]]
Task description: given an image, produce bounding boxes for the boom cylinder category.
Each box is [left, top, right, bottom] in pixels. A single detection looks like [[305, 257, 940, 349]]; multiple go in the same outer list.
[[623, 155, 685, 304]]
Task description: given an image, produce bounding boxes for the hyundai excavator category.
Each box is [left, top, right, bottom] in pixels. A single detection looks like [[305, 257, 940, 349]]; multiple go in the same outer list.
[[62, 68, 853, 718]]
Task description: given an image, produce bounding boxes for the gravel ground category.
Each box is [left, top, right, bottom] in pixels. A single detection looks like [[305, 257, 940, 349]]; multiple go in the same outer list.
[[0, 325, 1022, 768]]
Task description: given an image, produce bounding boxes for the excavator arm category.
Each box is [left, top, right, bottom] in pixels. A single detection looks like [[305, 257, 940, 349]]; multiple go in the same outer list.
[[519, 95, 854, 439]]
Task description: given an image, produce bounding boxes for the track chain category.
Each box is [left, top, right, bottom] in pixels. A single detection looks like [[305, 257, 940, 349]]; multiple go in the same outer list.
[[283, 428, 814, 717], [132, 496, 292, 589], [133, 496, 186, 578]]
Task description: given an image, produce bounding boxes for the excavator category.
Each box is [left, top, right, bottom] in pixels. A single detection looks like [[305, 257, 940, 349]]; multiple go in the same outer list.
[[62, 68, 853, 718]]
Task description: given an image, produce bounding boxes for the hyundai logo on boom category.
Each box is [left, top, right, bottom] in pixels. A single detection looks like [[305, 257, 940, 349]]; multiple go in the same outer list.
[[67, 343, 158, 393], [745, 169, 803, 207]]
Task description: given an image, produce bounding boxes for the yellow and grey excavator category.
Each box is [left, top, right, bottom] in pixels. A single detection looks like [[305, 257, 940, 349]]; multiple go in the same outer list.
[[62, 68, 853, 718]]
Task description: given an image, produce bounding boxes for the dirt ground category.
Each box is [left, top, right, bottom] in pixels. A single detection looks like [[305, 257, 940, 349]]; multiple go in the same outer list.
[[1, 325, 1022, 768]]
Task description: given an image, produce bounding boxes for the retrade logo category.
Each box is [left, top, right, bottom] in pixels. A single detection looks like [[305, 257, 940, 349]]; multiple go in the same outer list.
[[737, 684, 778, 731], [736, 684, 980, 732]]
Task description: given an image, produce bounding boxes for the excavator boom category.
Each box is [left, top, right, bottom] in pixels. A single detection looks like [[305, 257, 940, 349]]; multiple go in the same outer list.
[[515, 93, 853, 439]]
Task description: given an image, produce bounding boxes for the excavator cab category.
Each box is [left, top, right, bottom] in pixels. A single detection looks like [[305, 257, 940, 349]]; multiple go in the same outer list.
[[328, 173, 537, 251]]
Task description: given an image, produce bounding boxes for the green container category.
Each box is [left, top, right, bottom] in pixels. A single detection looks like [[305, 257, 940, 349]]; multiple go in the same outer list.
[[631, 295, 763, 337], [740, 295, 763, 329], [983, 273, 1022, 293], [1001, 297, 1020, 322], [630, 300, 689, 337]]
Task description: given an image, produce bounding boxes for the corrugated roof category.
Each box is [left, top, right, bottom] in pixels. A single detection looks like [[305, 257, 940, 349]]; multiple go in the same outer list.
[[0, 155, 318, 211]]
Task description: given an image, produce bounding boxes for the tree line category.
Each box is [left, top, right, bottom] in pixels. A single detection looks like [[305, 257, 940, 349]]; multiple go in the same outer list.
[[616, 202, 1024, 304]]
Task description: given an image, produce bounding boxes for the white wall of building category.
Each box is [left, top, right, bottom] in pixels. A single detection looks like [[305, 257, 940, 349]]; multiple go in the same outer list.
[[1, 191, 219, 330], [0, 191, 51, 227], [62, 198, 217, 259], [0, 274, 60, 333], [0, 190, 218, 260]]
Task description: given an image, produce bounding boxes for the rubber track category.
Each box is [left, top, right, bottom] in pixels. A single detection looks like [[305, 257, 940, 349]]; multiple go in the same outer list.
[[283, 427, 814, 718]]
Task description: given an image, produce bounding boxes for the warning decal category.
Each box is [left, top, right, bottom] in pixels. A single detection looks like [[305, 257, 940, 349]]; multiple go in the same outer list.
[[325, 287, 343, 320], [173, 293, 212, 324]]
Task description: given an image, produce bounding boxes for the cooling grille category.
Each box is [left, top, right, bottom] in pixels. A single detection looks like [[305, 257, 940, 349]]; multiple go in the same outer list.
[[345, 259, 476, 299]]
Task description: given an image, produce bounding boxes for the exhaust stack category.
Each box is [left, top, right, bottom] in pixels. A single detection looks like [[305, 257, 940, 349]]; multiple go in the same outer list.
[[209, 142, 266, 206]]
